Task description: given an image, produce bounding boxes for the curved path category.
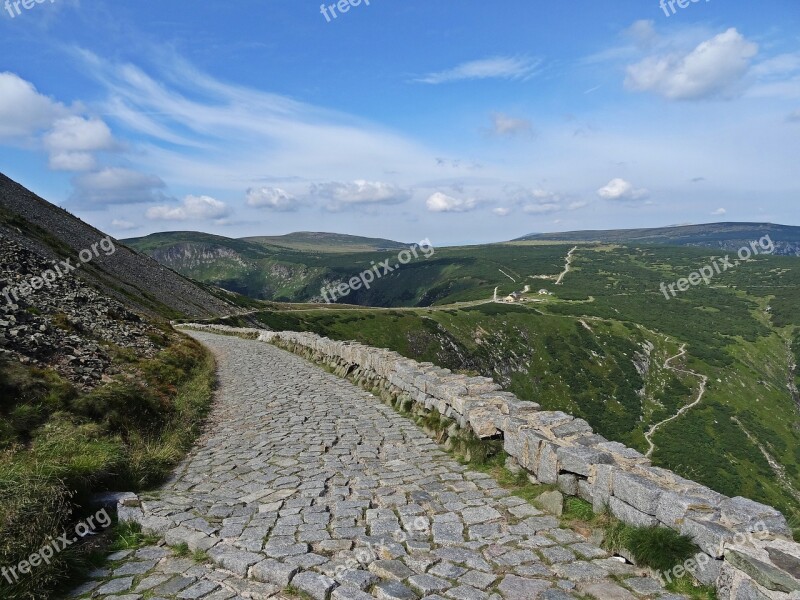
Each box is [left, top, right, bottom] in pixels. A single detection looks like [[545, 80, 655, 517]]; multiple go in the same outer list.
[[643, 344, 708, 459], [554, 247, 577, 286], [70, 331, 681, 600]]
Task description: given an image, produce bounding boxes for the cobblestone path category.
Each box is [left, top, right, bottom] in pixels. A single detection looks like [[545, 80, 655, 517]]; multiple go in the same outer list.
[[69, 331, 684, 600]]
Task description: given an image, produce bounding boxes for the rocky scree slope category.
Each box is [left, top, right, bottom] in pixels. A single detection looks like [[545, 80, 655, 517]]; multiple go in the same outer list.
[[0, 172, 236, 318], [0, 235, 160, 389]]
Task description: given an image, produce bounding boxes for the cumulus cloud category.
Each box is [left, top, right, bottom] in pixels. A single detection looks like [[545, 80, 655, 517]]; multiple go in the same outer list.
[[492, 207, 511, 217], [426, 192, 477, 213], [311, 180, 411, 211], [490, 113, 534, 137], [43, 116, 118, 171], [597, 178, 649, 201], [44, 116, 115, 152], [625, 28, 758, 100], [71, 167, 167, 205], [146, 194, 231, 221], [246, 187, 300, 211], [712, 207, 727, 216], [0, 72, 70, 140], [417, 56, 540, 84]]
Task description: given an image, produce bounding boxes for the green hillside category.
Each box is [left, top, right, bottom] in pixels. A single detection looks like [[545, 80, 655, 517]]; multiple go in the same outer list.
[[202, 240, 800, 530]]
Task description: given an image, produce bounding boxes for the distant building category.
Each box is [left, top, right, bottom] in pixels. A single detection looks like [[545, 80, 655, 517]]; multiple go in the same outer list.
[[504, 291, 524, 303], [538, 289, 552, 296]]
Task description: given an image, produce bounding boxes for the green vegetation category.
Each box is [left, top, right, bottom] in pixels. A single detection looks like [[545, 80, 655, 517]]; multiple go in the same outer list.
[[199, 237, 800, 524], [0, 333, 215, 600]]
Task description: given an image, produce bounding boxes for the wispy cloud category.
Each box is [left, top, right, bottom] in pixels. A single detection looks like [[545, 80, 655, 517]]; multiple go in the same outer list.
[[416, 56, 541, 84]]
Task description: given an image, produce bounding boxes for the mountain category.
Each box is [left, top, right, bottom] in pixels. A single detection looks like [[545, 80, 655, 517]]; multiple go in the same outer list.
[[243, 231, 407, 253], [0, 174, 238, 319], [516, 222, 800, 256]]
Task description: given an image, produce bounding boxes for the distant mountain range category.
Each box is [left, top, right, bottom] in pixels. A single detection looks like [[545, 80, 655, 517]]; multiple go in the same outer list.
[[517, 222, 800, 256]]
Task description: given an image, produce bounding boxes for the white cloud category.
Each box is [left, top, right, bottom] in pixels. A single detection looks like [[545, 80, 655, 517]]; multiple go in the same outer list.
[[246, 187, 300, 211], [44, 116, 115, 152], [111, 218, 138, 230], [417, 57, 540, 84], [146, 194, 231, 221], [311, 180, 411, 211], [426, 192, 477, 213], [597, 178, 649, 201], [491, 113, 533, 137], [43, 116, 118, 172], [492, 207, 511, 217], [712, 207, 727, 216], [0, 72, 70, 140], [509, 188, 586, 215], [71, 167, 167, 205], [625, 28, 758, 100], [49, 151, 96, 171]]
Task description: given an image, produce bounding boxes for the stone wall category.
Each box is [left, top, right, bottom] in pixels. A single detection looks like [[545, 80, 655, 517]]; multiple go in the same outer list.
[[181, 323, 800, 599]]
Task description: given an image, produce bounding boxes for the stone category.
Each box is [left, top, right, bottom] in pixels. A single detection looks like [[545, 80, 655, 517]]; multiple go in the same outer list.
[[556, 446, 611, 477], [497, 575, 552, 599], [609, 497, 658, 528], [611, 472, 661, 515], [726, 548, 800, 593], [250, 559, 300, 586], [95, 577, 135, 595], [408, 574, 450, 595], [577, 580, 637, 599], [680, 518, 736, 559], [291, 571, 338, 600], [536, 491, 564, 517], [557, 474, 578, 496], [461, 506, 502, 525], [369, 559, 415, 581], [374, 580, 418, 600], [537, 443, 559, 485], [332, 587, 375, 600]]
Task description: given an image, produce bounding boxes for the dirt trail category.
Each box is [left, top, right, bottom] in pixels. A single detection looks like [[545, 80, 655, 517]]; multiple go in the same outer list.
[[644, 343, 708, 458], [555, 246, 578, 285]]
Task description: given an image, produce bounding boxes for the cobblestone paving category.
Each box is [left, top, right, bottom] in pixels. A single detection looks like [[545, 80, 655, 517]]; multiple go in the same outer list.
[[70, 331, 687, 600]]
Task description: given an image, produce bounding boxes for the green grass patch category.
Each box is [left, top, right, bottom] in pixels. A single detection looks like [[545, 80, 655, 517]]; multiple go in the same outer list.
[[0, 332, 215, 599]]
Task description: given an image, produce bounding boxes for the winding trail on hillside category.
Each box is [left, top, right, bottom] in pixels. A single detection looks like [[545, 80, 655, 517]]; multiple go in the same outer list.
[[555, 246, 578, 286], [644, 343, 708, 459], [72, 330, 672, 600]]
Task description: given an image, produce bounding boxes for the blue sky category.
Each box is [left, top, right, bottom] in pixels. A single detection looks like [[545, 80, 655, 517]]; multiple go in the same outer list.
[[1, 0, 798, 245]]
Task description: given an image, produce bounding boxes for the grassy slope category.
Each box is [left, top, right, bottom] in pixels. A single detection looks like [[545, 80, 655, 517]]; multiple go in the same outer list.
[[0, 331, 215, 599], [241, 242, 800, 527]]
